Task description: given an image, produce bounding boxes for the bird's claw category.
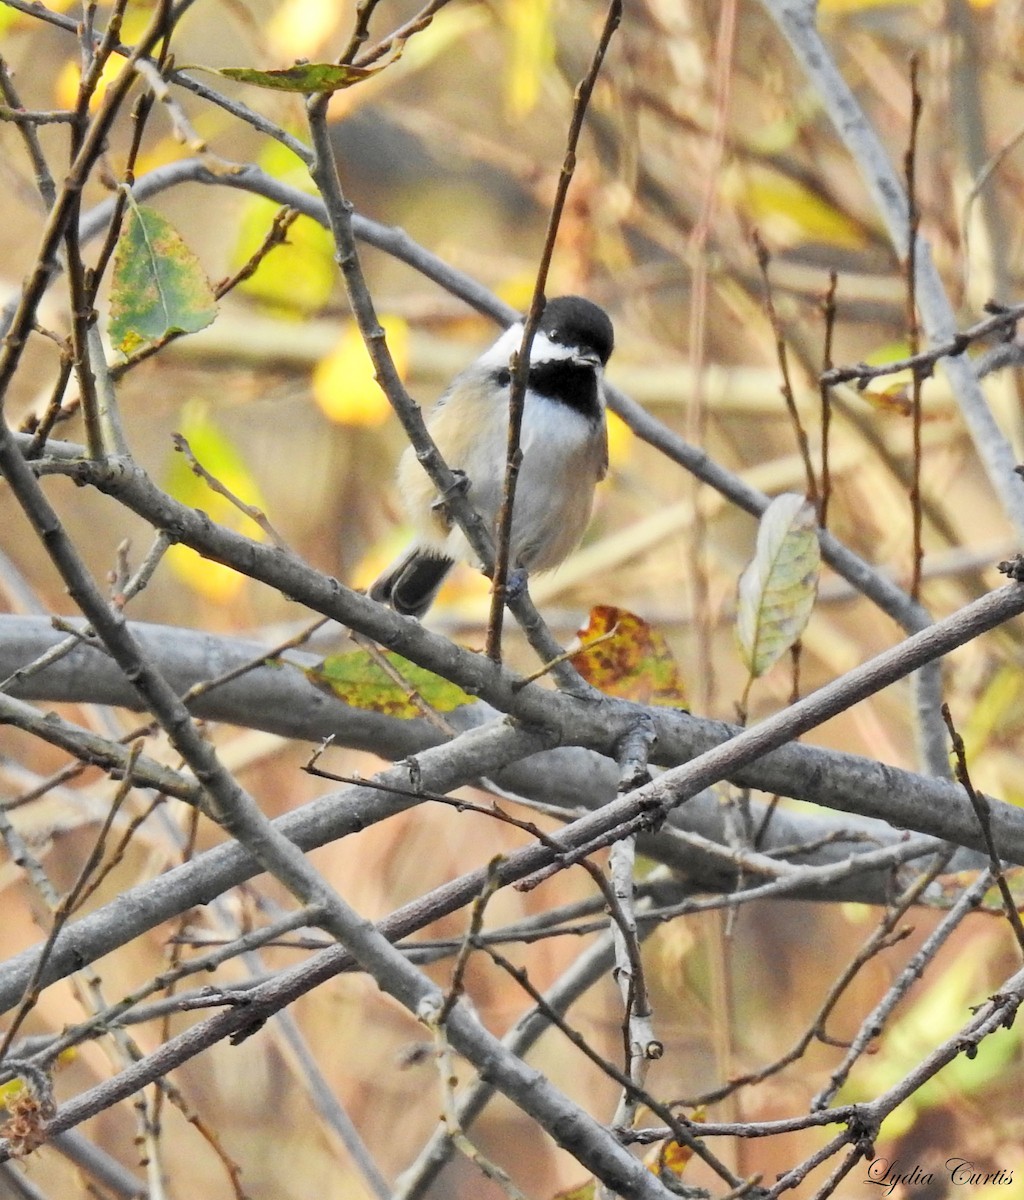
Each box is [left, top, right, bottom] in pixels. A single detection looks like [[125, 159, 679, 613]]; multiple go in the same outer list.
[[503, 566, 528, 603]]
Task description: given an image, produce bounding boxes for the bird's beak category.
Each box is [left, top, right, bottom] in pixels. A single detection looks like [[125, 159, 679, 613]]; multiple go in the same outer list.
[[573, 348, 603, 369]]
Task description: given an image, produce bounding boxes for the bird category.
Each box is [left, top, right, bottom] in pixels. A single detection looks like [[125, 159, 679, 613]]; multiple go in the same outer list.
[[369, 295, 614, 618]]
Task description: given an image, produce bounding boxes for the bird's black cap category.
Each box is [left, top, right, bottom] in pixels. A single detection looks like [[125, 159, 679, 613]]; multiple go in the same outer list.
[[538, 296, 614, 365]]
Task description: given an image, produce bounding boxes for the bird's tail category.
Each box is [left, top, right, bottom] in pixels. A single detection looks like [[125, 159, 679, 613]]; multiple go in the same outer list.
[[369, 549, 455, 618]]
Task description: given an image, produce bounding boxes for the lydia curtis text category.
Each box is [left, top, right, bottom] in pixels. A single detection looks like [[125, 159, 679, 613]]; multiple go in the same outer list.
[[866, 1157, 1013, 1194]]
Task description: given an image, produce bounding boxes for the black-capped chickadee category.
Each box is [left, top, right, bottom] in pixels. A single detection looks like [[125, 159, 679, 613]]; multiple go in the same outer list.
[[370, 295, 614, 618]]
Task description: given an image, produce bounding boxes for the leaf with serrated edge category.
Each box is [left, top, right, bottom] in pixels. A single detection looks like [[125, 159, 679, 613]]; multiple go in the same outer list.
[[735, 493, 820, 679], [109, 200, 217, 356]]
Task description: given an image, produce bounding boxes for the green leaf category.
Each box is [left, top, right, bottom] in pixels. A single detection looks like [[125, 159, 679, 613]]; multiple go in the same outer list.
[[307, 651, 475, 717], [735, 493, 820, 679], [213, 62, 383, 93], [108, 201, 217, 357]]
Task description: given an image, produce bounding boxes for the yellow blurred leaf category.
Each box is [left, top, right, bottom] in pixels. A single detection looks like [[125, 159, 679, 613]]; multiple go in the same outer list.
[[494, 275, 537, 313], [958, 665, 1024, 760], [656, 1138, 695, 1178], [606, 409, 632, 467], [400, 4, 491, 71], [503, 0, 555, 118], [163, 404, 267, 603], [52, 8, 154, 109], [857, 340, 951, 418], [721, 162, 868, 251], [736, 493, 820, 679], [266, 0, 341, 60], [236, 202, 335, 315], [53, 55, 123, 112], [232, 140, 336, 316], [314, 316, 408, 427], [570, 606, 688, 707], [856, 340, 912, 414]]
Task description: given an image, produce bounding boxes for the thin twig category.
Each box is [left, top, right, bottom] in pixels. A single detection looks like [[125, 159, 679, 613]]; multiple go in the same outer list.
[[811, 867, 994, 1111], [753, 232, 818, 507], [484, 0, 622, 662], [942, 703, 1024, 957], [821, 300, 1024, 388], [171, 433, 291, 551], [818, 270, 838, 527], [0, 58, 58, 209], [480, 941, 738, 1188], [905, 56, 924, 601], [680, 846, 952, 1107]]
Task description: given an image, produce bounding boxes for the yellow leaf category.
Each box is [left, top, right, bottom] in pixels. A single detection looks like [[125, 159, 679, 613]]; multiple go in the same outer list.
[[721, 162, 868, 251], [503, 0, 555, 118], [234, 206, 335, 316], [314, 316, 408, 427], [494, 275, 538, 314], [232, 140, 336, 317], [266, 0, 341, 60], [641, 1111, 704, 1181], [52, 8, 155, 110], [656, 1139, 696, 1178], [400, 4, 491, 72], [163, 403, 267, 604], [53, 55, 123, 112], [958, 666, 1024, 759], [606, 409, 632, 467]]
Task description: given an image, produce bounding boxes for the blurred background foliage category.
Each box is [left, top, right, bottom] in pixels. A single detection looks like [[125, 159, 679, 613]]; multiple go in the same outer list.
[[3, 0, 1024, 1197]]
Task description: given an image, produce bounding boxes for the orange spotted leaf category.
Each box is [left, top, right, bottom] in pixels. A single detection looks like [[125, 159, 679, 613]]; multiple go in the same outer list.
[[642, 1109, 705, 1180], [570, 606, 687, 707]]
